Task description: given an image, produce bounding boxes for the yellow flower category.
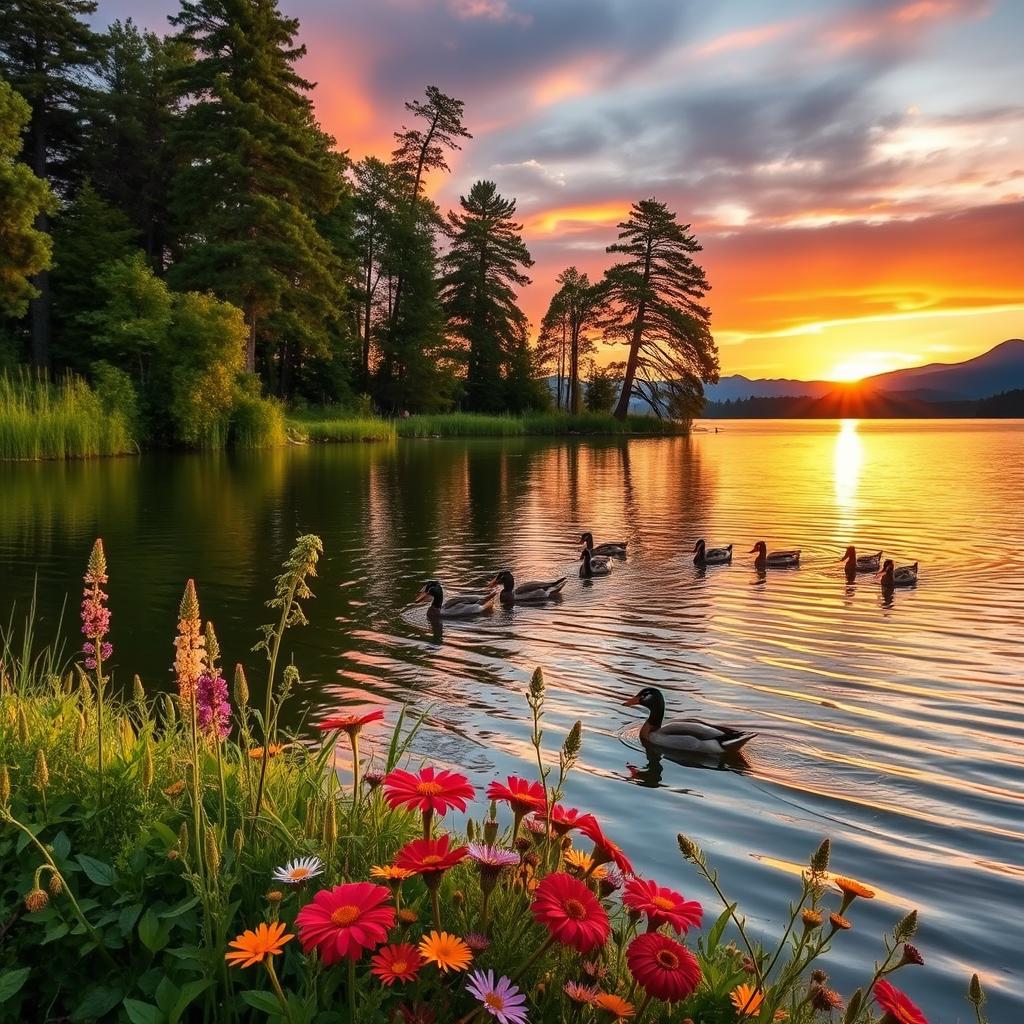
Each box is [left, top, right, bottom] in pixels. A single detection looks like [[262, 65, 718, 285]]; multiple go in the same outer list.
[[370, 865, 415, 882], [225, 921, 293, 968], [248, 744, 286, 759], [418, 931, 472, 973], [730, 984, 764, 1017], [564, 847, 606, 879]]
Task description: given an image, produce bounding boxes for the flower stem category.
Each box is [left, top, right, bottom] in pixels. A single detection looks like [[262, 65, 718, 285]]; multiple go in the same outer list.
[[347, 956, 357, 1023], [265, 957, 293, 1022]]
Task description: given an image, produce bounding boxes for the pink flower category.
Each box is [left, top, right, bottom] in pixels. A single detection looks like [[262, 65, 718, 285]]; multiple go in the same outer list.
[[81, 540, 112, 669], [197, 671, 231, 740]]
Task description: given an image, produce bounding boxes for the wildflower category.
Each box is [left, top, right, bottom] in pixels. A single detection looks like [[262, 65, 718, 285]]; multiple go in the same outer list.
[[626, 932, 701, 1003], [730, 984, 764, 1017], [370, 864, 415, 883], [564, 982, 598, 1005], [173, 580, 205, 708], [531, 872, 611, 955], [466, 970, 528, 1024], [810, 839, 831, 875], [317, 708, 385, 739], [81, 540, 112, 671], [48, 874, 63, 896], [834, 875, 875, 913], [204, 826, 221, 876], [163, 780, 186, 798], [487, 775, 546, 836], [742, 956, 756, 974], [24, 888, 49, 913], [418, 930, 472, 973], [801, 908, 823, 930], [395, 835, 468, 878], [273, 856, 324, 885], [592, 993, 634, 1018], [564, 847, 605, 879], [372, 943, 423, 986], [465, 932, 491, 953], [266, 890, 283, 904], [523, 814, 547, 837], [894, 909, 918, 942], [295, 882, 395, 964], [582, 959, 607, 981], [196, 671, 231, 740], [142, 739, 154, 791], [225, 921, 293, 967], [811, 987, 844, 1011], [968, 974, 985, 1008], [233, 664, 249, 707], [577, 817, 634, 876], [32, 748, 49, 792], [811, 969, 828, 984], [899, 943, 924, 967], [873, 979, 928, 1024], [248, 744, 286, 759], [676, 833, 700, 862], [0, 765, 9, 806], [467, 844, 520, 877], [544, 804, 596, 836], [599, 867, 624, 898], [829, 912, 851, 931], [398, 908, 419, 926], [363, 768, 386, 789], [623, 877, 703, 935], [384, 766, 475, 834]]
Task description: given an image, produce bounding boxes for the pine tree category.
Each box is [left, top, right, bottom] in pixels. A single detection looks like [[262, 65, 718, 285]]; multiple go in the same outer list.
[[599, 199, 718, 419], [441, 180, 533, 412], [0, 79, 54, 318], [0, 0, 103, 366], [537, 267, 601, 414], [168, 0, 345, 387]]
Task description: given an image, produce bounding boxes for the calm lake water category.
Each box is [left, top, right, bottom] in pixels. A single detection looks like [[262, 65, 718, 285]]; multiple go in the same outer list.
[[3, 420, 1022, 1019]]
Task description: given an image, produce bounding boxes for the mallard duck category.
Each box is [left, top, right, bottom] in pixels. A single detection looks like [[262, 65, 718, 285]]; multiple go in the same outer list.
[[623, 687, 756, 754], [840, 546, 882, 574], [490, 569, 568, 604], [580, 532, 628, 557], [877, 559, 918, 588], [693, 540, 733, 566], [414, 580, 498, 618], [579, 547, 611, 578], [750, 541, 800, 569]]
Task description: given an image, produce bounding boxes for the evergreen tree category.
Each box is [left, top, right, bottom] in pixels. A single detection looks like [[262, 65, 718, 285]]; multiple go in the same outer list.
[[0, 0, 103, 366], [583, 360, 618, 413], [88, 19, 189, 274], [537, 267, 600, 413], [168, 0, 346, 387], [440, 180, 533, 412], [599, 199, 718, 419], [0, 79, 54, 318]]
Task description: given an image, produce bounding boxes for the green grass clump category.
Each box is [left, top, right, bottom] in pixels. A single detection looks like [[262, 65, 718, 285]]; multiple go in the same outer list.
[[0, 371, 137, 460], [291, 415, 397, 443], [229, 392, 287, 448]]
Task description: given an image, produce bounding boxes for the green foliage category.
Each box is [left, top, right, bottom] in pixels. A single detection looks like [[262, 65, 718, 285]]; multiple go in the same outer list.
[[229, 378, 287, 449], [0, 80, 55, 317], [91, 361, 140, 439], [584, 363, 619, 413], [0, 370, 136, 459]]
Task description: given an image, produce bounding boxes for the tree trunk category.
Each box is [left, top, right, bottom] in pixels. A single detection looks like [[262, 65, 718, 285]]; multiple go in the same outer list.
[[557, 322, 565, 409], [613, 235, 654, 419]]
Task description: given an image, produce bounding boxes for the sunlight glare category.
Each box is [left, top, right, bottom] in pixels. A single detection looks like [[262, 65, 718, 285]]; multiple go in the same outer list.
[[834, 419, 862, 508]]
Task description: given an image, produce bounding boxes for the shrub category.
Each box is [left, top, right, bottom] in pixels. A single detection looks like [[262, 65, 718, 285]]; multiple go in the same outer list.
[[229, 378, 287, 448], [91, 361, 141, 440]]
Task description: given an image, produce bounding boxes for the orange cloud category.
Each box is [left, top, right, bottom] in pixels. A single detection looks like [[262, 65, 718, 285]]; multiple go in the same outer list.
[[691, 18, 802, 58], [524, 201, 627, 235]]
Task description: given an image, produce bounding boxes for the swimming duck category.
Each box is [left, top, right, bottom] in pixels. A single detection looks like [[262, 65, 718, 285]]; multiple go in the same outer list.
[[580, 532, 628, 557], [840, 546, 882, 574], [414, 580, 498, 617], [750, 541, 800, 569], [579, 547, 611, 578], [490, 569, 568, 603], [693, 540, 733, 566], [623, 687, 757, 755], [877, 559, 918, 588]]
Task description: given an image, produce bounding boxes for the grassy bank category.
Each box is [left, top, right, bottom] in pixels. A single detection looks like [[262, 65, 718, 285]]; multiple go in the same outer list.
[[0, 372, 137, 460], [0, 535, 968, 1023]]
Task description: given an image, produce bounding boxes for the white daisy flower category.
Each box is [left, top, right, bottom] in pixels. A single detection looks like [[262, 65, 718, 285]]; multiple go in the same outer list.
[[272, 856, 324, 885]]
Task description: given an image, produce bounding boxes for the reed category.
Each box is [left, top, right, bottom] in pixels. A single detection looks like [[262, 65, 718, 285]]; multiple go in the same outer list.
[[289, 414, 397, 443], [0, 371, 137, 461]]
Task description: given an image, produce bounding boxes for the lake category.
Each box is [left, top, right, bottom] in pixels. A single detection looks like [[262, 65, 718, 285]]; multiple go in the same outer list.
[[2, 419, 1022, 1018]]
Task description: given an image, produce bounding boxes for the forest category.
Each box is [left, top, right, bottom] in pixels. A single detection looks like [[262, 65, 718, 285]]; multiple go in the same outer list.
[[0, 0, 719, 453]]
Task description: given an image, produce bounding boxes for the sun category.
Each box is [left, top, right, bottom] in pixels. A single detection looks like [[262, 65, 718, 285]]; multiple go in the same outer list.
[[829, 360, 875, 383]]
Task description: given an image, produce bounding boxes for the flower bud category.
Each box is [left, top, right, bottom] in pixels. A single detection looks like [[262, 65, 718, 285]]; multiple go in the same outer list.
[[968, 973, 985, 1007], [899, 942, 924, 967], [676, 833, 700, 862], [452, 890, 465, 907], [893, 908, 918, 942], [133, 675, 145, 703], [810, 838, 831, 875], [266, 890, 283, 904], [232, 828, 244, 858], [48, 873, 63, 896], [233, 664, 249, 708], [204, 826, 221, 876], [24, 888, 49, 913], [528, 667, 545, 704], [466, 819, 475, 842], [204, 622, 220, 669], [0, 764, 10, 805], [141, 739, 154, 792], [32, 748, 49, 792], [483, 818, 499, 845], [17, 706, 29, 745]]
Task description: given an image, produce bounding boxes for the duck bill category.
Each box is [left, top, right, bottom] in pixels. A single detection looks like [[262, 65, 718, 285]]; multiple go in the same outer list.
[[622, 694, 642, 706], [749, 546, 759, 554], [413, 589, 432, 604]]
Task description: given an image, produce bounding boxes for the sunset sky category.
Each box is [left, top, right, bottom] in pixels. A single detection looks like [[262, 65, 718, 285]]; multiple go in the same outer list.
[[102, 0, 1024, 381]]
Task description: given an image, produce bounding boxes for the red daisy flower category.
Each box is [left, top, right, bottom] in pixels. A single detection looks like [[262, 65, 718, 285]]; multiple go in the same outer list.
[[317, 709, 385, 738], [874, 980, 929, 1024], [296, 882, 395, 964], [626, 932, 702, 1003], [531, 871, 611, 955], [544, 804, 597, 837], [395, 835, 469, 876], [371, 943, 423, 986], [577, 816, 635, 876], [623, 877, 703, 935], [384, 766, 475, 817], [486, 776, 546, 814]]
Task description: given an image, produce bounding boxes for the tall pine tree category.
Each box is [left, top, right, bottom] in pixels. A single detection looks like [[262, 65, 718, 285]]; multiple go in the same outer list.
[[0, 0, 102, 366], [168, 0, 345, 387], [599, 199, 718, 419], [440, 180, 533, 412], [537, 266, 600, 414]]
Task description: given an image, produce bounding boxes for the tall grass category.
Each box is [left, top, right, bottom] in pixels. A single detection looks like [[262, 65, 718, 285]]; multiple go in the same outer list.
[[229, 392, 287, 448], [289, 412, 397, 442], [0, 371, 137, 460]]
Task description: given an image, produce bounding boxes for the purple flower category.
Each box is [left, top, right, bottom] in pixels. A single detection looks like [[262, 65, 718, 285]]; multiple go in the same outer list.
[[196, 671, 231, 740], [466, 970, 528, 1024], [467, 844, 520, 870], [80, 539, 112, 668]]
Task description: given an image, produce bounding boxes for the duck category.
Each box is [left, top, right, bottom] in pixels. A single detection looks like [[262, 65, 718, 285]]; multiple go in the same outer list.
[[489, 569, 568, 604], [877, 559, 919, 588], [693, 539, 733, 566], [840, 546, 882, 574], [580, 532, 628, 557], [750, 541, 800, 569], [579, 547, 611, 578], [623, 687, 757, 755], [414, 580, 498, 618]]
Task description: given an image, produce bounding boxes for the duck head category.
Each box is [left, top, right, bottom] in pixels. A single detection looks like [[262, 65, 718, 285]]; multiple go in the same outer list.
[[414, 580, 444, 607], [840, 545, 856, 562], [750, 541, 767, 556], [692, 539, 706, 554], [623, 687, 666, 727], [489, 569, 515, 593], [580, 531, 594, 549], [876, 559, 895, 581]]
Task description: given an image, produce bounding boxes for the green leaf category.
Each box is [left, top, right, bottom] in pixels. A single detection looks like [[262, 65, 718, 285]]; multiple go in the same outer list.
[[75, 854, 117, 887], [707, 903, 734, 952], [151, 821, 177, 847], [51, 830, 72, 861], [123, 998, 165, 1024], [155, 977, 179, 1014], [137, 908, 170, 952], [0, 967, 30, 1004], [42, 922, 70, 945], [242, 989, 286, 1015], [160, 896, 200, 919], [119, 902, 145, 935], [72, 985, 124, 1021], [169, 980, 211, 1024]]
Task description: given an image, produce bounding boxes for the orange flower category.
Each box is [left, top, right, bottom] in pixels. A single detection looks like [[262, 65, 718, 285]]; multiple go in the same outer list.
[[418, 930, 472, 973], [565, 847, 606, 879], [731, 984, 764, 1017], [593, 993, 635, 1018], [371, 943, 423, 985], [801, 909, 823, 929], [829, 912, 852, 931], [225, 921, 293, 968], [370, 865, 415, 882], [834, 876, 875, 900], [248, 744, 286, 759]]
